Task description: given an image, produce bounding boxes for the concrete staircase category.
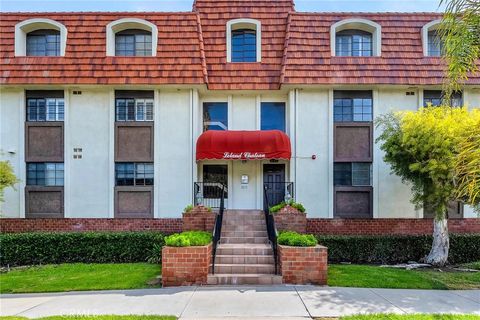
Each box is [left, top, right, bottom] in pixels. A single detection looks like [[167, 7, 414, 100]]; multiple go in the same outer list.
[[207, 210, 282, 285]]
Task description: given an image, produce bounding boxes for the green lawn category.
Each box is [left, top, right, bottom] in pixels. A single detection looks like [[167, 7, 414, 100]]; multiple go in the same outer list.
[[0, 317, 175, 320], [328, 264, 480, 290], [0, 263, 161, 294]]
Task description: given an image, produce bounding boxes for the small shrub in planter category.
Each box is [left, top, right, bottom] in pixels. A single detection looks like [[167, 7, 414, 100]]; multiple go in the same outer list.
[[184, 204, 194, 213], [277, 231, 317, 247], [164, 231, 212, 247], [270, 201, 306, 214]]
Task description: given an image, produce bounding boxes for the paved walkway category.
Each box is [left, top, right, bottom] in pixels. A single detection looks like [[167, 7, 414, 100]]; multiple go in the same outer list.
[[1, 286, 479, 319]]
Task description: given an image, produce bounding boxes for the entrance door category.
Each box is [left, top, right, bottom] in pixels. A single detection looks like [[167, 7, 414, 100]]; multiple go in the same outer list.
[[263, 164, 285, 207], [202, 164, 228, 208]]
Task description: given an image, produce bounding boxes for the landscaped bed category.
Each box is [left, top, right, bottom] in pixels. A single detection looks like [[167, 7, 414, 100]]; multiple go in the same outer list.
[[0, 263, 161, 294]]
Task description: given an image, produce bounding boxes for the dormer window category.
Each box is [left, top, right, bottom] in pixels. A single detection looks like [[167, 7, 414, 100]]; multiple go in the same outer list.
[[106, 18, 158, 57], [26, 29, 60, 56], [335, 30, 372, 57], [331, 18, 382, 57], [227, 19, 261, 63], [422, 20, 443, 57], [15, 18, 67, 57], [115, 29, 152, 56]]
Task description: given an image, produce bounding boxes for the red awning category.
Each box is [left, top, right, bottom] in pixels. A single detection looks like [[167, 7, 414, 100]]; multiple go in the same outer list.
[[196, 130, 291, 161]]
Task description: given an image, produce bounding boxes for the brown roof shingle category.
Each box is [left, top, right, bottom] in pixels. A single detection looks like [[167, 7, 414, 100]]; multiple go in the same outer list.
[[1, 0, 479, 88]]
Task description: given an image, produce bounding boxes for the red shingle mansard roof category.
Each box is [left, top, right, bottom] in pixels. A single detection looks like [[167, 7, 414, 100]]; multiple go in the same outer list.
[[1, 0, 479, 89]]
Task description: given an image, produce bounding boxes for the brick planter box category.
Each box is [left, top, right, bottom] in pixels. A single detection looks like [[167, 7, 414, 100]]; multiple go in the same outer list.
[[182, 206, 216, 232], [273, 205, 307, 233], [162, 243, 212, 287], [279, 244, 328, 285]]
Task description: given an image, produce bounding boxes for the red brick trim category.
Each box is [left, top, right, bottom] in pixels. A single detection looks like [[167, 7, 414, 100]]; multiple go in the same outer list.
[[0, 218, 182, 234], [306, 218, 480, 235], [273, 205, 307, 233], [1, 217, 478, 235], [162, 243, 212, 287], [279, 244, 328, 285], [182, 205, 216, 232]]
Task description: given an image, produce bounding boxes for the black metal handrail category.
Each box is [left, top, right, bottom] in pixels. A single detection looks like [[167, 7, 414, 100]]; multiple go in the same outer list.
[[263, 185, 279, 275], [263, 182, 294, 207], [193, 182, 228, 209], [211, 185, 225, 275]]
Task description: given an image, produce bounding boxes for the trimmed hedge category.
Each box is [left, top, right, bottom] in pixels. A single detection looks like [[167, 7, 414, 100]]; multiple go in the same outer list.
[[278, 231, 318, 247], [164, 231, 212, 247], [0, 232, 165, 266], [316, 233, 480, 264]]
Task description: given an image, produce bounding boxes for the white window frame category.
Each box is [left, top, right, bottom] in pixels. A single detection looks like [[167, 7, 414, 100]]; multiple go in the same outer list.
[[15, 18, 68, 56], [422, 20, 442, 57], [330, 18, 382, 57], [106, 18, 158, 57], [226, 18, 261, 63]]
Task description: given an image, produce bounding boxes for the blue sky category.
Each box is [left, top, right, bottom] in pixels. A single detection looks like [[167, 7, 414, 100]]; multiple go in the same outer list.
[[1, 0, 445, 13]]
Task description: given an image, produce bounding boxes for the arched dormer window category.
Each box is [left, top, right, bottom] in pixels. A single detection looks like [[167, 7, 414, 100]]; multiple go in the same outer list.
[[226, 19, 261, 63], [422, 20, 443, 57], [15, 18, 67, 56], [106, 18, 158, 57], [331, 18, 382, 57]]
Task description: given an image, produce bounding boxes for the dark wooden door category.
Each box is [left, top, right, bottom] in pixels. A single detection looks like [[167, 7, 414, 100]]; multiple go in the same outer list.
[[263, 164, 285, 207]]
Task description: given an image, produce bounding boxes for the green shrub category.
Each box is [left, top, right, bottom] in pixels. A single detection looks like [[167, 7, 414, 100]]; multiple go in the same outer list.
[[278, 231, 318, 247], [184, 204, 194, 213], [269, 200, 306, 214], [164, 231, 212, 247], [316, 233, 480, 264], [0, 232, 165, 266]]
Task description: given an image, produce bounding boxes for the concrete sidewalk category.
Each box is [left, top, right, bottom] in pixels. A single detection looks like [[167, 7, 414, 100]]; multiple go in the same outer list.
[[1, 286, 479, 319]]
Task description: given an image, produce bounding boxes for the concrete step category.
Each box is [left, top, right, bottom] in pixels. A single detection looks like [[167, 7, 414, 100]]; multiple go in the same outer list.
[[220, 236, 269, 244], [212, 263, 275, 274], [215, 254, 274, 265], [225, 210, 263, 215], [216, 244, 273, 256], [222, 225, 267, 232], [221, 231, 268, 238], [207, 274, 283, 285]]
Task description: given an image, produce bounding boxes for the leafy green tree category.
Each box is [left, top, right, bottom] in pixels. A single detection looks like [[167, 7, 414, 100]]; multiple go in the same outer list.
[[455, 112, 480, 209], [440, 0, 480, 96], [0, 160, 18, 203], [376, 106, 478, 266]]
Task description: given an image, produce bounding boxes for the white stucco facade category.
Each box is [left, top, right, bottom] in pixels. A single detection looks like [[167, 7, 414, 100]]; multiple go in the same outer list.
[[0, 86, 479, 219]]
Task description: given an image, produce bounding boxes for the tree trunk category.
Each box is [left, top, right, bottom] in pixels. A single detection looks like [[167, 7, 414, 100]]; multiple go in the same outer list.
[[425, 217, 449, 266]]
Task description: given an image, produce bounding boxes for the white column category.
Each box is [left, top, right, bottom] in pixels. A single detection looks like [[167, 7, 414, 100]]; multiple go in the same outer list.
[[63, 89, 71, 217], [108, 89, 115, 218], [18, 90, 26, 218], [327, 89, 334, 218], [153, 89, 161, 217], [372, 89, 380, 218]]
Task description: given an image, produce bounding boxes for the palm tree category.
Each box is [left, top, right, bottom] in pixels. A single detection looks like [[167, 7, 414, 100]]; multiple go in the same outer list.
[[440, 0, 480, 96]]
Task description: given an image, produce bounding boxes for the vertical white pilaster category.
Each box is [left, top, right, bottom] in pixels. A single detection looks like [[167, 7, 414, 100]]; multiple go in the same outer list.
[[154, 89, 161, 218], [327, 89, 334, 218], [288, 90, 296, 186], [372, 89, 380, 218], [108, 89, 115, 218], [18, 90, 26, 218], [63, 89, 71, 217]]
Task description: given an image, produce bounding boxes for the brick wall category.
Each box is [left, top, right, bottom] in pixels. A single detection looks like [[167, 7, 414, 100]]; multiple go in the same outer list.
[[274, 205, 307, 233], [0, 218, 182, 233], [279, 244, 328, 285], [162, 243, 212, 287], [182, 206, 216, 232], [306, 218, 480, 235], [1, 217, 479, 235]]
